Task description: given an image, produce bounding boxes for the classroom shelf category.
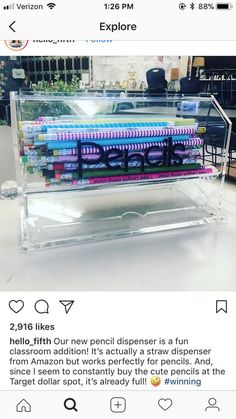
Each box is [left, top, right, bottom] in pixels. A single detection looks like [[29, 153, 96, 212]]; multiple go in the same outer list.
[[20, 56, 91, 84]]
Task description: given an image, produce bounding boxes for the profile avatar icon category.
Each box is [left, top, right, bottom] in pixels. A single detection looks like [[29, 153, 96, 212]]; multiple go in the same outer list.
[[4, 40, 28, 51], [205, 397, 220, 412]]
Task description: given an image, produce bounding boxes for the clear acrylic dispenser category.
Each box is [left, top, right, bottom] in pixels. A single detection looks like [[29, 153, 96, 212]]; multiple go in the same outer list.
[[10, 93, 231, 251]]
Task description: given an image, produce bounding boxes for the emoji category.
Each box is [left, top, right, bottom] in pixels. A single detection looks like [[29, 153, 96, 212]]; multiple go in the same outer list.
[[150, 376, 161, 387]]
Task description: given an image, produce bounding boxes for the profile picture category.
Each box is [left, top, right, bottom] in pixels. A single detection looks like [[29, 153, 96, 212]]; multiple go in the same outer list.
[[4, 40, 28, 51]]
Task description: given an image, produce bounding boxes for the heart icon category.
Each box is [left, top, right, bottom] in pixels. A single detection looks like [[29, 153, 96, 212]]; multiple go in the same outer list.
[[158, 398, 173, 411], [9, 300, 24, 313]]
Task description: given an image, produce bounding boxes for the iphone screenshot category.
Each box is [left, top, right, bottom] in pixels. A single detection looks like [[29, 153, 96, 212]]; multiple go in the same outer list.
[[0, 1, 235, 417]]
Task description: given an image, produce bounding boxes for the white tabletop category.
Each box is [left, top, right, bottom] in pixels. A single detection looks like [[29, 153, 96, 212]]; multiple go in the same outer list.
[[0, 181, 236, 292]]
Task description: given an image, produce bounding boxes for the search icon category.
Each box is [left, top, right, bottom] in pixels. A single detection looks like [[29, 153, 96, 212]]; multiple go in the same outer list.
[[64, 398, 78, 412]]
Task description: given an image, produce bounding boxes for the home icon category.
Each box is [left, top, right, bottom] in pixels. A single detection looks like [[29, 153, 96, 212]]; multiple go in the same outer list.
[[16, 399, 31, 413]]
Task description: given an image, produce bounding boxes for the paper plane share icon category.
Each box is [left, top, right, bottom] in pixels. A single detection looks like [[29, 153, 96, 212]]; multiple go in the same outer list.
[[59, 300, 74, 314]]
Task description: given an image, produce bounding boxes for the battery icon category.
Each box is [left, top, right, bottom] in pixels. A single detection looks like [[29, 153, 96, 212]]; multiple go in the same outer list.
[[216, 3, 233, 9]]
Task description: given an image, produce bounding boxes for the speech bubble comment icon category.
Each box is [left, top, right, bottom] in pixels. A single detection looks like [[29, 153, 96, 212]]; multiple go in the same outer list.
[[34, 299, 49, 314]]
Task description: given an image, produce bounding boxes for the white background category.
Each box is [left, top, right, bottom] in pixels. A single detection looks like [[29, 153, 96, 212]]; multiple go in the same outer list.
[[0, 0, 236, 39], [0, 292, 235, 418], [0, 2, 236, 416], [3, 40, 236, 56]]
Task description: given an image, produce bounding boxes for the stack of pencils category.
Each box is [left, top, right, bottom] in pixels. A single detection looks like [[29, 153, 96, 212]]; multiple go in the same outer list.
[[18, 115, 213, 186]]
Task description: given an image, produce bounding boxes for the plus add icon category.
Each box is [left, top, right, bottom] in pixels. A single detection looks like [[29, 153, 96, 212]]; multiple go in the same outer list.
[[110, 397, 126, 413]]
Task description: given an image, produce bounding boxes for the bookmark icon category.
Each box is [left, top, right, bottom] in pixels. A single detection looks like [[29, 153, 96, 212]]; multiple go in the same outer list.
[[59, 300, 74, 314]]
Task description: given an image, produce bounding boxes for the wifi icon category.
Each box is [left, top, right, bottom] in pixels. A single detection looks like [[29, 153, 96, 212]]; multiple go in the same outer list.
[[47, 2, 56, 9]]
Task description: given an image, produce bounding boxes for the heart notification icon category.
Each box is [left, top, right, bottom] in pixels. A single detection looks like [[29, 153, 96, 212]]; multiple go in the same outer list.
[[9, 300, 24, 313], [158, 398, 173, 411]]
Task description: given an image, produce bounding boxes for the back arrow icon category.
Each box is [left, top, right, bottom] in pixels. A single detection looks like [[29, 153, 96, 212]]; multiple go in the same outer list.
[[9, 21, 16, 32]]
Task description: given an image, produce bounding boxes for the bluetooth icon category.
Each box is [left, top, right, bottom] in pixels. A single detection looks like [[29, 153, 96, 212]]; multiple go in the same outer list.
[[190, 2, 195, 9]]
